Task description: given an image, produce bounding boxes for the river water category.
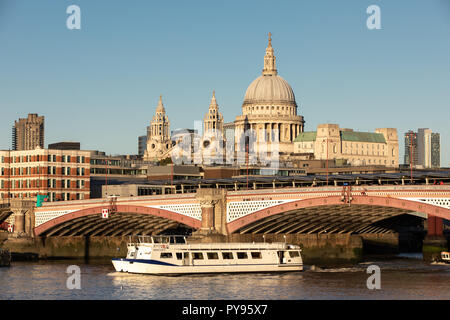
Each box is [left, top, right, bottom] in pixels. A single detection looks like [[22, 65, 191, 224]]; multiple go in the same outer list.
[[0, 254, 449, 300]]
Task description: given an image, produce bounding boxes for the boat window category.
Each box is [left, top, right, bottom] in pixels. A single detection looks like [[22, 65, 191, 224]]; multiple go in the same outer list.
[[251, 252, 262, 259], [160, 252, 173, 259], [207, 252, 219, 260], [237, 252, 248, 259], [183, 252, 189, 259], [222, 252, 234, 259], [289, 251, 300, 258], [193, 252, 204, 260], [176, 253, 183, 260]]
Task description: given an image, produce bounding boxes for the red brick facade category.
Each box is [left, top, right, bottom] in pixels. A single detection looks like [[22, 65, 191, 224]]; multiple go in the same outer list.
[[0, 149, 91, 201]]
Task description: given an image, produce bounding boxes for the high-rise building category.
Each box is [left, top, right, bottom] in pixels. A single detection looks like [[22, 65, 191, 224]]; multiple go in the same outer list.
[[417, 128, 432, 168], [12, 114, 45, 151], [404, 130, 419, 167], [431, 132, 440, 168], [138, 135, 147, 156], [404, 128, 440, 168]]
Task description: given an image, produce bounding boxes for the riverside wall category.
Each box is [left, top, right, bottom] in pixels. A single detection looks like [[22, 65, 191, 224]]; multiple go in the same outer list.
[[1, 232, 429, 266]]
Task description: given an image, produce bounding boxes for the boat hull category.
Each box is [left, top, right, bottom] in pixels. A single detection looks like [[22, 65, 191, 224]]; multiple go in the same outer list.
[[112, 258, 303, 275]]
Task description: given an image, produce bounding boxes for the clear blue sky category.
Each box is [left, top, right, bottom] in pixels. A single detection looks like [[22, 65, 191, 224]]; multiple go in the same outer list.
[[1, 0, 449, 165]]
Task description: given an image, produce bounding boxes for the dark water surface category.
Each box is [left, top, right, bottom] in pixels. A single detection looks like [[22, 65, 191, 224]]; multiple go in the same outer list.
[[0, 254, 449, 300]]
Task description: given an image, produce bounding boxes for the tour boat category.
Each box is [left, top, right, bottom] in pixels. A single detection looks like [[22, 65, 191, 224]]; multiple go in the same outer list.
[[441, 252, 450, 264], [111, 235, 303, 275]]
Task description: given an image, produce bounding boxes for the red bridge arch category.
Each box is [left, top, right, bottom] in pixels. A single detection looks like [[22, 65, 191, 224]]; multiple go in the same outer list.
[[226, 195, 450, 234], [34, 204, 201, 236]]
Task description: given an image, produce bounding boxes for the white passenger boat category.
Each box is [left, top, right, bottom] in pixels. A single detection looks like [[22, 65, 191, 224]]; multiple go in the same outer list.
[[112, 235, 303, 275]]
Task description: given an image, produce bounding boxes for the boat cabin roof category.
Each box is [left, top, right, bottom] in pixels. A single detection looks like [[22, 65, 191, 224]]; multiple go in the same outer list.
[[127, 235, 300, 251], [131, 235, 187, 244]]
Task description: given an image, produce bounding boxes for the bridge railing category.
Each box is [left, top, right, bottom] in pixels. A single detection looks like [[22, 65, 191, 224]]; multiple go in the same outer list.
[[227, 184, 450, 196], [34, 192, 198, 209]]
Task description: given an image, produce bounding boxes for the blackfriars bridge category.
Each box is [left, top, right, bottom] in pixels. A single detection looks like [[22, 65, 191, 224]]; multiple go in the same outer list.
[[1, 185, 448, 238]]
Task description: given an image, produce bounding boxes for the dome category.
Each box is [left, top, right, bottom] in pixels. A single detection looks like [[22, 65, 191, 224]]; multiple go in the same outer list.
[[243, 74, 296, 105], [242, 33, 297, 108]]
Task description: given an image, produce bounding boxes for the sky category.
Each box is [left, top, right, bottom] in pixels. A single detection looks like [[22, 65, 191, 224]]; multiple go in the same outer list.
[[0, 0, 449, 165]]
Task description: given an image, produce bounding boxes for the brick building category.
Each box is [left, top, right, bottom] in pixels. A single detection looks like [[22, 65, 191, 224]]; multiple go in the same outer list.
[[0, 147, 91, 201]]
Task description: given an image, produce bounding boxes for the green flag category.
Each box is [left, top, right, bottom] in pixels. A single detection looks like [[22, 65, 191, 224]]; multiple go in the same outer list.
[[36, 195, 49, 207]]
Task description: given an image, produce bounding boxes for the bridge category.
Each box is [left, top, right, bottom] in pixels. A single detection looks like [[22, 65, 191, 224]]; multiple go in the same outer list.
[[1, 184, 449, 239]]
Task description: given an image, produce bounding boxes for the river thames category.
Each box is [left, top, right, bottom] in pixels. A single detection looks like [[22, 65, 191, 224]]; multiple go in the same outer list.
[[0, 254, 448, 300]]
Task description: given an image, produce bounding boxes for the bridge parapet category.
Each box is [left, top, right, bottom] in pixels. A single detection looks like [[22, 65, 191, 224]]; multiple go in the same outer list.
[[227, 184, 450, 196]]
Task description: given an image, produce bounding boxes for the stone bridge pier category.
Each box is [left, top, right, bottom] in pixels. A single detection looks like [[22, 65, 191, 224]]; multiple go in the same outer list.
[[8, 200, 35, 238], [424, 216, 448, 262], [194, 188, 228, 239]]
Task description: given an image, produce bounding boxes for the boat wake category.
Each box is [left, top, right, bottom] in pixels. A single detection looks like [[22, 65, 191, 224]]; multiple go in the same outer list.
[[307, 265, 364, 273]]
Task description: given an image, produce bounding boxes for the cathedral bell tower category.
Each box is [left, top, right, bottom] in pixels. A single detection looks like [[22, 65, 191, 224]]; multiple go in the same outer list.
[[144, 95, 173, 161], [202, 91, 225, 164]]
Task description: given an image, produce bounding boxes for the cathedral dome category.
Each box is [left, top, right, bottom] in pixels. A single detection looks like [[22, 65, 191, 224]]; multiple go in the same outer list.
[[243, 74, 296, 105], [242, 33, 297, 108]]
